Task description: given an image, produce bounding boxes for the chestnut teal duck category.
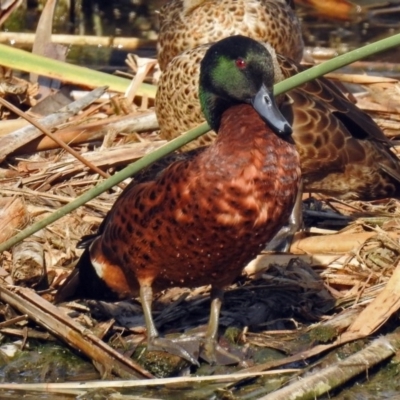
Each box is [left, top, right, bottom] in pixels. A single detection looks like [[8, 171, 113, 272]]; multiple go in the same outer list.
[[56, 36, 301, 365]]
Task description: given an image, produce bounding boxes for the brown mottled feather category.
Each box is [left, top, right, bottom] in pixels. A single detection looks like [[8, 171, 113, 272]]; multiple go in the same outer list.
[[56, 105, 300, 302], [156, 46, 400, 200], [157, 0, 304, 71]]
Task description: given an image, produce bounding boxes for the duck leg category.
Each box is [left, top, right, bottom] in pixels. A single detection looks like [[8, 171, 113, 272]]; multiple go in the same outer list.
[[200, 287, 242, 365], [140, 284, 200, 366], [265, 179, 303, 252]]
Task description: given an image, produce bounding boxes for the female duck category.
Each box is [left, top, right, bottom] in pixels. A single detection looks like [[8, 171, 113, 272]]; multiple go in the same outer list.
[[56, 36, 301, 365], [157, 0, 304, 71]]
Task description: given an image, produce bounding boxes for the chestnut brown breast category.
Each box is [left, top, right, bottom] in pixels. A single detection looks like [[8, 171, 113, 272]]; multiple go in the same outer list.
[[91, 104, 300, 296]]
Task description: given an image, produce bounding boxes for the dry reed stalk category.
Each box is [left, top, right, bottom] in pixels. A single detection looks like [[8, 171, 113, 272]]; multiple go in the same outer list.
[[0, 119, 30, 137], [263, 334, 398, 400], [11, 140, 167, 191], [326, 73, 397, 84], [290, 231, 400, 254], [0, 369, 299, 393], [0, 32, 156, 50], [0, 188, 111, 213], [244, 253, 344, 276], [14, 111, 159, 154], [11, 230, 45, 287], [347, 259, 400, 335], [0, 197, 29, 244], [0, 87, 107, 161], [0, 286, 153, 379]]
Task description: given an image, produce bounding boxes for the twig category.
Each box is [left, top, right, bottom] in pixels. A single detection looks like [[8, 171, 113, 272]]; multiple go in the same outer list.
[[0, 314, 27, 328], [263, 333, 398, 400], [0, 285, 153, 379], [0, 327, 56, 340], [0, 369, 299, 392], [0, 86, 107, 162]]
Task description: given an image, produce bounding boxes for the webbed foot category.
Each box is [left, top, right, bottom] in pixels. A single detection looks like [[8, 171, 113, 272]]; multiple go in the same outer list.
[[200, 337, 242, 365], [147, 335, 201, 366]]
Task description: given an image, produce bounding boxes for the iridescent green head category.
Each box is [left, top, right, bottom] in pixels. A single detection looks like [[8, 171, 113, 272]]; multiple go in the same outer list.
[[199, 35, 292, 136]]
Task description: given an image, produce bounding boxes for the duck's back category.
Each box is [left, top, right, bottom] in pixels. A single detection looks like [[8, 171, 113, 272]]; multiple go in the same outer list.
[[157, 0, 304, 71]]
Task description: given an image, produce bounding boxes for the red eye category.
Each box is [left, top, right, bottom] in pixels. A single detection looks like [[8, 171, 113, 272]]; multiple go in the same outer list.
[[235, 58, 247, 69]]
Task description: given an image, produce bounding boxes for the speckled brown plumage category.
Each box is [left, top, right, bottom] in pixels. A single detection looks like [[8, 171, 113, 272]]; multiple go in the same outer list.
[[156, 45, 400, 200], [60, 105, 300, 296], [92, 104, 299, 293], [56, 36, 301, 364], [157, 0, 304, 71]]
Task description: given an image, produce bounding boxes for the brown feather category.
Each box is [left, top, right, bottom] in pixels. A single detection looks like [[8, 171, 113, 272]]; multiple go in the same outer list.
[[88, 104, 300, 297], [157, 0, 304, 71]]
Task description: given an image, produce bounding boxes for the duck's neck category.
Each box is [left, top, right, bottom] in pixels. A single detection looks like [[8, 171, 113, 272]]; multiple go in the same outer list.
[[215, 103, 294, 150], [200, 90, 240, 132], [199, 104, 297, 184]]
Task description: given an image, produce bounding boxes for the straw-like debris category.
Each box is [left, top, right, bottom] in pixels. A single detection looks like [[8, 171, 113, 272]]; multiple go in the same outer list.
[[0, 18, 400, 400]]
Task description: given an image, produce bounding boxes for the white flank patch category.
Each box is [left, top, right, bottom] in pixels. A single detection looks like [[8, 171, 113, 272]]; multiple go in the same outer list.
[[90, 257, 106, 279], [89, 240, 105, 279]]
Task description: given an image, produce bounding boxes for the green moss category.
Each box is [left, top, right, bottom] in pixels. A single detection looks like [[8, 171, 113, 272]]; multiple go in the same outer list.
[[251, 347, 286, 364], [309, 325, 338, 343], [0, 342, 97, 383], [223, 326, 242, 344], [133, 344, 189, 378]]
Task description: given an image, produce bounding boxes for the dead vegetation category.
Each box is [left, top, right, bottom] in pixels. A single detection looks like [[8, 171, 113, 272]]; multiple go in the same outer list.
[[0, 61, 398, 398], [0, 2, 399, 400]]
